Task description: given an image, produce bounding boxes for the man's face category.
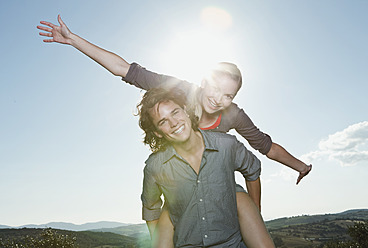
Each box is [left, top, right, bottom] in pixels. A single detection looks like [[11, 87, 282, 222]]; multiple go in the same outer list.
[[200, 73, 239, 114], [149, 100, 193, 144]]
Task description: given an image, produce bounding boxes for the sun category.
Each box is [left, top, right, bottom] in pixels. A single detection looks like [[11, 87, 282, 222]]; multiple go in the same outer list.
[[200, 6, 233, 31], [159, 7, 237, 85]]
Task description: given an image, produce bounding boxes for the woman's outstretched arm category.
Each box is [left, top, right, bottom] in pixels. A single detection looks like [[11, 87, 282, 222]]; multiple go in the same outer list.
[[37, 15, 130, 77]]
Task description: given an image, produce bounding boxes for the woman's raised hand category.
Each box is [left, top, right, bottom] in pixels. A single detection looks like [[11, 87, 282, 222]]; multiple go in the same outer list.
[[37, 15, 72, 45]]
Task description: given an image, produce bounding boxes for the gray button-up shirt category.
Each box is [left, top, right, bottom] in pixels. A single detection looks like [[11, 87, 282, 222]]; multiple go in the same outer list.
[[141, 130, 261, 247]]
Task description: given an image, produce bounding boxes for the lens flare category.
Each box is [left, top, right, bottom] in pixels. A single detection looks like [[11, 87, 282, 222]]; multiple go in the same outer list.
[[200, 6, 233, 30]]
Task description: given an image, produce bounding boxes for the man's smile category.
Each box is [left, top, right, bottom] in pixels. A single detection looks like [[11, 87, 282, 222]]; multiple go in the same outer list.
[[173, 124, 185, 134]]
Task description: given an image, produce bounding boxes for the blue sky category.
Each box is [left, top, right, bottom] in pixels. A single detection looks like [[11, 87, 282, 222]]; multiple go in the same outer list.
[[1, 0, 367, 226]]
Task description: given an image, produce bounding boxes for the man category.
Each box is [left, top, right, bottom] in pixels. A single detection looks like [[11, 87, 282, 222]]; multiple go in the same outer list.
[[138, 87, 274, 247]]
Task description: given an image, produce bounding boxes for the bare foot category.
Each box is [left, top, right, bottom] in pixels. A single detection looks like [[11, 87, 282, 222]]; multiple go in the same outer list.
[[296, 164, 312, 185]]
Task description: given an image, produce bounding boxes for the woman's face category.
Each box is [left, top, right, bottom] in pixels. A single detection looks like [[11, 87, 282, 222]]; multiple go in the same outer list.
[[200, 74, 240, 115]]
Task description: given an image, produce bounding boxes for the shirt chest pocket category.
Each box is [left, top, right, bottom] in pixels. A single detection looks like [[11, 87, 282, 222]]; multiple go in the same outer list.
[[157, 168, 198, 216]]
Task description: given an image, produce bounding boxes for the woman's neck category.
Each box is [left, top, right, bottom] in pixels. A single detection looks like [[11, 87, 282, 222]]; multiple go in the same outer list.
[[197, 89, 221, 129], [199, 111, 220, 129]]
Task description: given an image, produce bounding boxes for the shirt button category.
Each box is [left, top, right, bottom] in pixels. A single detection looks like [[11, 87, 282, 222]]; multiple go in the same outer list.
[[197, 180, 200, 183], [202, 217, 205, 220], [199, 199, 203, 202], [204, 235, 208, 238]]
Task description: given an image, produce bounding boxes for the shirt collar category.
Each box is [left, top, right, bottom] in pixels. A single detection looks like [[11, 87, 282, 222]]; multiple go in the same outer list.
[[161, 129, 219, 164], [200, 129, 218, 151]]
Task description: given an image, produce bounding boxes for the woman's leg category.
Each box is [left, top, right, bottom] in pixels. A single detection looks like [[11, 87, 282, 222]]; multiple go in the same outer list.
[[236, 192, 275, 248], [152, 209, 174, 248]]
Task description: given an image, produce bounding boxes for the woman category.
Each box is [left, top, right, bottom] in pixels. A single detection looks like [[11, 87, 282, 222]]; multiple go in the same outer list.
[[37, 15, 311, 247]]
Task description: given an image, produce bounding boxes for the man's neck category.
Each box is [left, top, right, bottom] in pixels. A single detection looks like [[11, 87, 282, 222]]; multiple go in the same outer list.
[[173, 129, 203, 155], [173, 130, 204, 174]]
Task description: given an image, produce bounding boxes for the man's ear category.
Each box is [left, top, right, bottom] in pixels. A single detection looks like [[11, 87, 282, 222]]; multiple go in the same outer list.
[[153, 131, 163, 138]]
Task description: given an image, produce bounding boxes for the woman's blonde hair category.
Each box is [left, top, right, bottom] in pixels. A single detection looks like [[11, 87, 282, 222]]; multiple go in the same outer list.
[[206, 62, 243, 91]]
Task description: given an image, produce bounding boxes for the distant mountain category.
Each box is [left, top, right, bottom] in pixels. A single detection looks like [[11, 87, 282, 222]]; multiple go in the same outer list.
[[4, 221, 129, 231], [91, 223, 149, 238], [2, 209, 366, 237]]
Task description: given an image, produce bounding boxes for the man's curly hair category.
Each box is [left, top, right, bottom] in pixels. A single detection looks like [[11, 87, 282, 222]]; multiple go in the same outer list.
[[136, 86, 199, 153]]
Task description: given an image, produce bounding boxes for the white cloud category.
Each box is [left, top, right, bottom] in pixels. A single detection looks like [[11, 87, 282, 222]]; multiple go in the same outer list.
[[301, 121, 368, 167], [319, 121, 368, 151], [330, 150, 368, 167]]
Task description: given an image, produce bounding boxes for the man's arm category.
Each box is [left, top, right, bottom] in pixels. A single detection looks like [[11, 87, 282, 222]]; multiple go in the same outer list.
[[266, 143, 312, 184], [232, 136, 262, 209], [246, 178, 261, 211], [37, 15, 130, 77], [141, 164, 163, 238]]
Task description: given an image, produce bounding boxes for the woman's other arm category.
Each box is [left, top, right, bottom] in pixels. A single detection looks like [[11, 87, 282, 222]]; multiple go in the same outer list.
[[266, 143, 312, 184]]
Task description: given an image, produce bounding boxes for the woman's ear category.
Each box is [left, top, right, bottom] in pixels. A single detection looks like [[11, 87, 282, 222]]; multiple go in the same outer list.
[[200, 79, 207, 88], [183, 106, 190, 117]]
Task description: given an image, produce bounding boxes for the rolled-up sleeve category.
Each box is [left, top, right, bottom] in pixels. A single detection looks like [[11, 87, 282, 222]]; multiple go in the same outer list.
[[122, 62, 187, 91], [141, 165, 163, 221], [232, 107, 272, 155], [233, 139, 261, 181]]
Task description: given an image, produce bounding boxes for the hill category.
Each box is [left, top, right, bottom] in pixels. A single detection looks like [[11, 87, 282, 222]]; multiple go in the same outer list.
[[88, 209, 368, 238], [268, 218, 361, 247], [265, 209, 368, 247], [0, 228, 144, 248], [90, 209, 368, 247], [265, 208, 368, 229]]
